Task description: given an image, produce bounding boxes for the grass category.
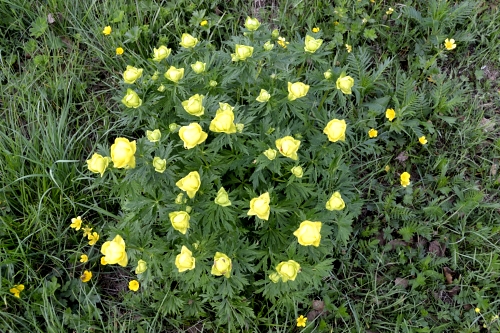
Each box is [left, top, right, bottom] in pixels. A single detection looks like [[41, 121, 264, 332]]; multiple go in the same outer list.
[[1, 0, 500, 332]]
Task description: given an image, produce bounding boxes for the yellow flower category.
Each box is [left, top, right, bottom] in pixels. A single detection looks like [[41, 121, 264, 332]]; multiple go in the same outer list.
[[146, 129, 161, 143], [385, 165, 390, 172], [297, 315, 307, 327], [386, 7, 394, 15], [291, 165, 304, 178], [276, 260, 300, 282], [312, 27, 320, 33], [70, 216, 82, 230], [336, 74, 355, 94], [86, 153, 111, 177], [211, 252, 232, 278], [82, 226, 92, 238], [323, 119, 347, 142], [157, 84, 166, 92], [236, 123, 244, 133], [175, 246, 196, 272], [100, 257, 107, 265], [128, 280, 139, 291], [209, 105, 237, 134], [152, 45, 171, 62], [232, 44, 254, 61], [263, 148, 277, 160], [276, 136, 301, 160], [9, 284, 24, 298], [263, 41, 274, 51], [326, 191, 345, 211], [269, 272, 280, 283], [419, 136, 428, 145], [386, 108, 396, 121], [165, 66, 185, 83], [277, 36, 289, 48], [200, 20, 208, 26], [444, 38, 456, 50], [110, 137, 136, 169], [123, 65, 143, 84], [256, 89, 271, 102], [116, 47, 124, 55], [209, 80, 217, 87], [88, 232, 99, 246], [180, 33, 198, 48], [191, 61, 206, 74], [100, 235, 128, 267], [179, 123, 208, 149], [135, 260, 147, 274], [151, 71, 159, 81], [244, 17, 261, 31], [80, 270, 92, 282], [324, 69, 333, 79], [287, 81, 309, 101], [475, 307, 481, 313], [102, 26, 112, 35], [121, 88, 142, 108], [304, 35, 323, 53], [368, 128, 378, 138], [175, 193, 186, 204], [80, 254, 88, 263], [182, 94, 205, 117], [345, 44, 352, 53], [400, 172, 411, 187], [168, 211, 190, 234], [293, 221, 322, 247], [152, 156, 167, 173], [176, 171, 201, 199], [247, 192, 271, 220], [215, 187, 231, 207]]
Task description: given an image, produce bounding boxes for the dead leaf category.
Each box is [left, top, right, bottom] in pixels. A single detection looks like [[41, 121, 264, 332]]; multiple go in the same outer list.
[[480, 118, 495, 133], [306, 309, 321, 321], [448, 285, 461, 297], [388, 239, 407, 250], [312, 300, 324, 312], [396, 151, 408, 163], [491, 159, 498, 176], [394, 277, 409, 288], [48, 13, 56, 24], [443, 267, 454, 284], [428, 240, 446, 257]]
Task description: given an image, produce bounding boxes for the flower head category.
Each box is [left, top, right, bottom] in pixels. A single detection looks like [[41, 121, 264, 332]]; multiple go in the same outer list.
[[336, 74, 355, 94], [368, 128, 378, 138], [80, 254, 88, 263], [419, 136, 428, 145], [323, 119, 347, 142], [276, 136, 301, 160], [277, 36, 289, 48], [87, 153, 111, 177], [263, 41, 274, 51], [304, 35, 323, 53], [263, 148, 277, 160], [444, 38, 456, 50], [244, 17, 261, 31], [175, 246, 196, 272], [80, 270, 92, 282], [82, 226, 92, 238], [182, 94, 205, 116], [232, 44, 254, 61], [287, 81, 309, 101], [121, 88, 142, 108], [191, 61, 206, 74], [116, 47, 124, 55], [312, 27, 320, 33], [146, 129, 161, 143], [256, 89, 271, 102], [165, 66, 185, 83], [176, 171, 201, 199], [135, 260, 147, 274], [276, 260, 300, 282], [100, 235, 128, 267], [326, 191, 345, 211], [123, 65, 143, 84], [324, 69, 333, 79], [178, 123, 208, 149], [200, 20, 208, 26], [152, 45, 171, 62], [345, 44, 352, 53], [70, 216, 82, 230], [297, 315, 307, 327], [129, 280, 139, 291], [475, 307, 481, 313], [386, 108, 396, 121], [152, 156, 167, 173], [293, 221, 322, 247], [248, 192, 271, 220], [211, 252, 232, 278], [102, 26, 112, 35], [110, 137, 136, 169], [400, 172, 411, 187], [209, 104, 237, 134], [215, 187, 231, 207], [291, 166, 304, 178], [9, 284, 24, 298], [180, 33, 198, 48], [169, 211, 190, 234], [386, 7, 394, 15], [269, 272, 280, 283], [88, 232, 99, 246]]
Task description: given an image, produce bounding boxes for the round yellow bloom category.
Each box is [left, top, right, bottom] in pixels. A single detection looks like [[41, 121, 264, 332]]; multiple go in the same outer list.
[[86, 153, 111, 177], [152, 45, 171, 62], [293, 221, 322, 247], [297, 315, 307, 327], [244, 17, 261, 31], [368, 128, 378, 138], [400, 172, 411, 187], [200, 20, 208, 26], [116, 47, 124, 55], [386, 108, 396, 121], [312, 27, 320, 33], [324, 69, 333, 79], [191, 61, 206, 74], [444, 38, 456, 50], [176, 171, 201, 199], [165, 66, 185, 83], [263, 41, 274, 51], [135, 259, 147, 274], [121, 88, 142, 108], [88, 232, 99, 246], [70, 216, 82, 230], [256, 89, 271, 102], [211, 252, 232, 278], [209, 107, 237, 134], [263, 148, 277, 160], [287, 82, 309, 101], [80, 254, 88, 263], [326, 191, 345, 211], [9, 284, 24, 298], [80, 270, 92, 282], [110, 137, 136, 169], [323, 119, 347, 142], [215, 187, 231, 207], [123, 65, 143, 84], [152, 156, 167, 173], [100, 235, 128, 267], [276, 136, 301, 160], [182, 94, 205, 117], [180, 33, 198, 48], [419, 136, 428, 145], [247, 192, 271, 220], [291, 166, 304, 178], [232, 44, 254, 61], [102, 26, 112, 35], [175, 246, 196, 272], [276, 260, 300, 282], [146, 129, 161, 143], [178, 123, 208, 149], [304, 35, 323, 53], [345, 44, 352, 53], [336, 74, 355, 94], [168, 211, 190, 234], [128, 280, 139, 291]]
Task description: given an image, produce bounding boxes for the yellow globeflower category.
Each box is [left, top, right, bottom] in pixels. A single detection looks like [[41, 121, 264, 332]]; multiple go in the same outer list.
[[211, 252, 232, 278], [165, 66, 185, 83], [214, 187, 231, 207], [86, 153, 111, 177], [191, 61, 206, 74], [135, 260, 147, 274], [232, 44, 254, 61], [80, 270, 92, 282], [293, 221, 322, 247], [70, 216, 82, 230], [102, 26, 112, 35], [168, 211, 190, 234], [152, 45, 171, 62], [386, 108, 396, 121], [256, 89, 271, 102], [244, 17, 261, 31], [323, 119, 347, 142], [400, 172, 411, 187], [368, 128, 378, 138], [247, 192, 271, 220], [291, 166, 304, 178], [128, 280, 139, 291], [276, 260, 300, 282], [336, 74, 355, 94], [180, 33, 198, 48], [200, 20, 208, 26], [121, 88, 142, 108], [304, 35, 323, 53], [175, 246, 196, 272], [263, 41, 274, 51], [100, 235, 128, 267], [146, 129, 161, 143], [152, 156, 167, 173], [9, 284, 25, 298], [326, 191, 345, 211], [110, 137, 136, 169], [263, 148, 277, 160], [276, 136, 301, 160], [324, 69, 333, 79], [419, 136, 428, 145], [122, 65, 143, 84], [178, 123, 208, 149], [209, 106, 237, 134], [287, 82, 309, 101], [176, 171, 201, 199], [444, 38, 456, 50], [182, 94, 205, 117]]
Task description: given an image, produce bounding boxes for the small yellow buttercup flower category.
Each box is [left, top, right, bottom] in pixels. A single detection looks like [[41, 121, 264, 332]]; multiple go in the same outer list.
[[175, 246, 196, 272], [152, 45, 171, 62], [178, 123, 208, 149], [293, 221, 322, 247], [248, 192, 271, 220], [80, 254, 88, 263], [169, 211, 190, 234], [82, 226, 92, 238], [88, 232, 99, 246], [326, 191, 345, 211], [110, 137, 136, 169], [215, 187, 231, 207], [244, 17, 261, 31], [182, 94, 205, 117], [116, 47, 124, 55], [297, 315, 307, 327], [400, 172, 411, 187], [368, 128, 378, 138], [419, 136, 428, 145], [386, 108, 396, 121], [176, 171, 201, 199], [276, 260, 300, 282], [312, 27, 320, 33], [80, 270, 92, 282], [123, 65, 143, 84], [263, 148, 277, 160], [200, 20, 208, 26], [211, 252, 232, 278], [9, 284, 25, 298], [263, 41, 274, 51], [152, 156, 167, 173], [191, 61, 206, 74], [101, 235, 128, 267], [232, 44, 254, 61], [475, 307, 481, 314], [386, 7, 394, 15], [146, 129, 161, 143], [129, 280, 139, 291], [135, 260, 147, 274], [323, 119, 347, 142], [277, 36, 289, 48], [87, 153, 111, 177], [102, 26, 112, 35], [324, 69, 333, 79], [304, 35, 323, 53], [287, 82, 309, 101], [122, 88, 142, 108], [291, 166, 304, 178], [165, 66, 185, 83], [345, 44, 352, 53], [336, 74, 355, 94], [209, 105, 237, 134], [444, 38, 456, 50], [256, 89, 271, 102], [180, 33, 198, 48], [70, 216, 82, 230]]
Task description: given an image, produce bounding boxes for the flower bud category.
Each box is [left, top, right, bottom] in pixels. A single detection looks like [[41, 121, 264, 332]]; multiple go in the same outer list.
[[179, 33, 198, 48], [235, 123, 244, 133], [181, 94, 205, 116], [326, 191, 345, 211], [169, 123, 180, 133], [191, 61, 206, 74], [211, 252, 232, 278], [152, 45, 171, 62], [179, 123, 208, 149], [287, 82, 309, 101], [151, 71, 159, 81], [209, 80, 218, 87], [175, 193, 186, 204], [165, 66, 185, 83], [269, 272, 280, 283], [123, 65, 143, 84], [175, 246, 196, 272], [122, 88, 142, 108], [231, 44, 254, 62], [135, 259, 147, 274], [169, 211, 190, 234], [176, 171, 201, 198], [256, 89, 271, 102], [293, 221, 322, 246], [324, 69, 332, 79], [336, 74, 355, 95], [276, 260, 300, 282], [146, 129, 161, 142], [110, 137, 136, 169], [185, 206, 192, 213], [157, 84, 166, 92], [291, 166, 303, 178], [323, 119, 346, 142], [304, 35, 323, 53], [271, 29, 279, 38], [263, 41, 274, 51], [214, 187, 231, 207], [244, 17, 261, 31], [248, 192, 270, 220], [152, 156, 167, 173], [263, 148, 277, 160], [86, 153, 111, 177]]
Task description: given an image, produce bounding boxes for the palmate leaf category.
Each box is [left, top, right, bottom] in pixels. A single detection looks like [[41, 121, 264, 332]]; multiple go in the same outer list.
[[335, 213, 354, 245]]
